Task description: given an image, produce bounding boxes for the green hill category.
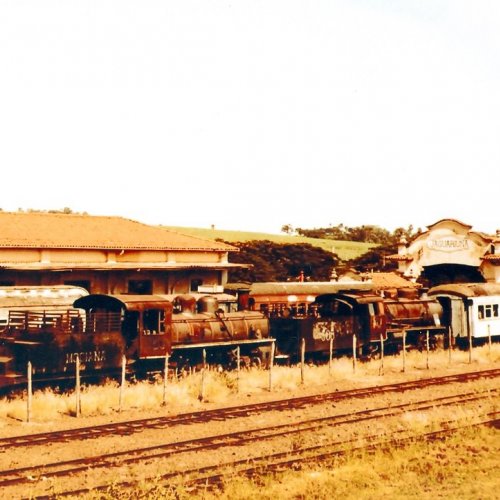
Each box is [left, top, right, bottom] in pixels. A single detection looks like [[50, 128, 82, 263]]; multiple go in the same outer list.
[[162, 226, 375, 261]]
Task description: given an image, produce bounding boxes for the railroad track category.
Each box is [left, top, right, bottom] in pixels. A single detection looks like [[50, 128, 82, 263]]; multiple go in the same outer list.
[[2, 367, 499, 450], [179, 415, 500, 495], [1, 386, 498, 496]]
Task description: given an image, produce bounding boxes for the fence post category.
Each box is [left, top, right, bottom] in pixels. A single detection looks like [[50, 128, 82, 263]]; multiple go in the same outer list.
[[119, 355, 126, 412], [402, 329, 406, 373], [488, 324, 492, 352], [300, 338, 305, 385], [426, 330, 430, 370], [468, 330, 473, 364], [328, 335, 333, 376], [352, 335, 357, 374], [163, 352, 169, 406], [27, 362, 32, 423], [268, 341, 275, 392], [236, 346, 240, 394], [199, 349, 206, 401], [448, 326, 452, 365], [75, 354, 81, 418], [379, 333, 384, 376]]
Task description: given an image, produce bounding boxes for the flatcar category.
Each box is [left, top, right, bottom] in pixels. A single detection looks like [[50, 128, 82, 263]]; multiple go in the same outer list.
[[428, 283, 500, 346]]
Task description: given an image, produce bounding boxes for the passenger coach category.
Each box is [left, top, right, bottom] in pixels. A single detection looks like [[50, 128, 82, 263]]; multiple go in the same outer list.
[[428, 283, 500, 345]]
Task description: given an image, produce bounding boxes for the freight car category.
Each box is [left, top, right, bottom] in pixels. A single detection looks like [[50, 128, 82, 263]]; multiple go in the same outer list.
[[0, 285, 88, 327], [0, 293, 272, 391], [428, 283, 500, 347]]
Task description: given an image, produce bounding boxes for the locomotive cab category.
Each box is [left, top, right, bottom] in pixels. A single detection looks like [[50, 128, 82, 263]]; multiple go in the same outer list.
[[314, 293, 386, 350]]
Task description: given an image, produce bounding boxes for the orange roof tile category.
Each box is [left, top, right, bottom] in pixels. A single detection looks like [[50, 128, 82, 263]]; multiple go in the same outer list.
[[0, 212, 236, 252], [481, 254, 500, 263], [366, 272, 421, 289], [386, 254, 412, 261]]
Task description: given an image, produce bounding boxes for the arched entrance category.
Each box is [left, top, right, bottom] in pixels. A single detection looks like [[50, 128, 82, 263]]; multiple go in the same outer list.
[[420, 264, 485, 288]]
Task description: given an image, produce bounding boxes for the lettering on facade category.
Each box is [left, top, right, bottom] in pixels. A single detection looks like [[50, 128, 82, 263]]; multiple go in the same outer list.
[[427, 237, 469, 252], [65, 350, 106, 365]]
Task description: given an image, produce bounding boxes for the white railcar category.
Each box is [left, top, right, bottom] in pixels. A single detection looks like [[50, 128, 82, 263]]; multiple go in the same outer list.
[[428, 283, 500, 343]]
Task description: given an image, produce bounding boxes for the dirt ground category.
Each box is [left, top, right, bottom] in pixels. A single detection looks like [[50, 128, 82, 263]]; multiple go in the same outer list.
[[0, 349, 498, 498]]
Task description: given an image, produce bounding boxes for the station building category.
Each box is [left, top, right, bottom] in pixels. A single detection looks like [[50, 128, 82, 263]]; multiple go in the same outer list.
[[0, 212, 244, 294], [389, 219, 500, 286]]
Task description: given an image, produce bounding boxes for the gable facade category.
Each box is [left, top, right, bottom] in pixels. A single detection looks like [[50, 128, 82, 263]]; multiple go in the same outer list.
[[390, 219, 500, 285]]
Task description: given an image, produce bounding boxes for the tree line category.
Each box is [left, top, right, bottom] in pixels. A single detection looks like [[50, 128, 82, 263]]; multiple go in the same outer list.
[[227, 223, 422, 282], [281, 223, 421, 246]]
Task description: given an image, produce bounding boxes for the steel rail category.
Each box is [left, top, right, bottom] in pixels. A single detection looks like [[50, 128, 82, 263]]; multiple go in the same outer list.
[[31, 411, 500, 499], [2, 388, 498, 492], [2, 367, 499, 450]]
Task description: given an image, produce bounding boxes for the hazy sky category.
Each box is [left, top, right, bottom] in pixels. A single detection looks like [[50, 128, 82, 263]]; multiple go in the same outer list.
[[1, 1, 499, 235]]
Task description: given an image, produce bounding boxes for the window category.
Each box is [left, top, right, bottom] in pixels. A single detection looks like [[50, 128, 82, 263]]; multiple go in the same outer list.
[[478, 303, 499, 320], [478, 305, 484, 319], [128, 280, 152, 295], [190, 279, 203, 292], [143, 309, 165, 335]]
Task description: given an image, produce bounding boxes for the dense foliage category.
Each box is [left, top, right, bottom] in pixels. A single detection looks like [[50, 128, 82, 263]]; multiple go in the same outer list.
[[227, 240, 337, 282], [227, 223, 412, 281], [346, 243, 399, 273], [283, 223, 421, 246]]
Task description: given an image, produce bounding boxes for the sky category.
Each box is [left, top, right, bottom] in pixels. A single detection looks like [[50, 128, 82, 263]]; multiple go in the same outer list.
[[1, 1, 499, 236]]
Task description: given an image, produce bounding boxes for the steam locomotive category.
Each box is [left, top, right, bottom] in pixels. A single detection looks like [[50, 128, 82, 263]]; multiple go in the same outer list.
[[0, 292, 272, 390], [0, 282, 499, 391]]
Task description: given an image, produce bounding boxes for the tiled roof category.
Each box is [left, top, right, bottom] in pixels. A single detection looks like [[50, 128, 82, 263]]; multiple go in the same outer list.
[[385, 254, 412, 261], [481, 254, 500, 263], [365, 272, 421, 289], [0, 212, 236, 251]]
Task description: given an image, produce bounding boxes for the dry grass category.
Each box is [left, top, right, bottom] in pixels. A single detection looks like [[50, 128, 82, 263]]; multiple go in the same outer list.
[[83, 425, 499, 500], [0, 344, 498, 424]]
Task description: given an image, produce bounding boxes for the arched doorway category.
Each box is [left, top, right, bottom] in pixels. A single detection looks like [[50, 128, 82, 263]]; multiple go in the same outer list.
[[419, 264, 485, 288]]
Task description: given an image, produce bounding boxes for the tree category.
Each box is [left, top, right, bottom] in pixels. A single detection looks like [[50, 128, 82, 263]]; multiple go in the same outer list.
[[227, 240, 337, 282], [281, 224, 294, 235]]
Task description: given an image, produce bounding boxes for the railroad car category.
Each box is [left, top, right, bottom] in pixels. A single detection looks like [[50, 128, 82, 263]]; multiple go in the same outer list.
[[428, 283, 500, 346], [0, 285, 88, 327], [0, 293, 272, 390], [224, 281, 374, 316]]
